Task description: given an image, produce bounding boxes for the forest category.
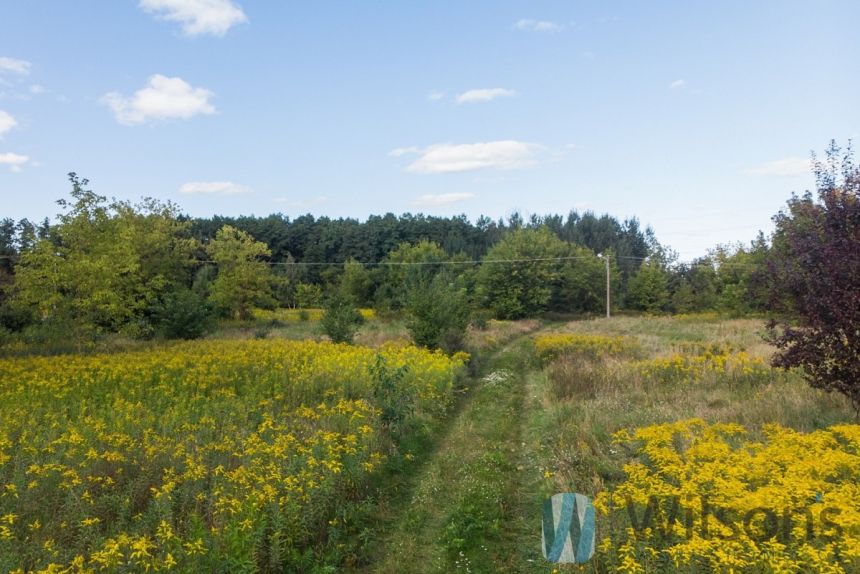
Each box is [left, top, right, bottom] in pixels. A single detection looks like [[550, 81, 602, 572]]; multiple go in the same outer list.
[[0, 174, 769, 348]]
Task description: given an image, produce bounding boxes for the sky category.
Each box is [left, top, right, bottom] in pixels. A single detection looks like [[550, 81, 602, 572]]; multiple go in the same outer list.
[[1, 1, 858, 260]]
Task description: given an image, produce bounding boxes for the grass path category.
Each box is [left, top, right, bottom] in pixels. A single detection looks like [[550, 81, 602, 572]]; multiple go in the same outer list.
[[358, 331, 558, 573]]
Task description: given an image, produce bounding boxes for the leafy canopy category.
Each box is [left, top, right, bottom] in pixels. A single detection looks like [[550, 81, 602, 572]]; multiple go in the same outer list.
[[764, 142, 860, 413]]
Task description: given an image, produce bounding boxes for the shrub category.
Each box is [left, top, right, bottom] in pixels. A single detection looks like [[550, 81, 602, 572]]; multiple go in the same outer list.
[[295, 282, 323, 309], [321, 291, 365, 344], [470, 309, 492, 331], [152, 287, 215, 340], [405, 276, 471, 353]]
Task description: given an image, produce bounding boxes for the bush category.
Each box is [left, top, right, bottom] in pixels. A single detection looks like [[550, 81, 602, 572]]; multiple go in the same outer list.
[[405, 276, 471, 353], [321, 291, 364, 344], [0, 302, 32, 333], [152, 287, 215, 340], [470, 309, 492, 331]]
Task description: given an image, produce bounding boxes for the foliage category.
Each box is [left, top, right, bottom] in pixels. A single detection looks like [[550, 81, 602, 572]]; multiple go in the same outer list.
[[549, 245, 609, 314], [207, 225, 275, 320], [376, 240, 452, 311], [476, 228, 569, 319], [339, 258, 373, 306], [151, 287, 215, 340], [404, 274, 471, 353], [0, 339, 467, 572], [370, 355, 413, 437], [321, 290, 365, 344], [627, 259, 670, 312], [764, 142, 860, 413], [188, 210, 654, 285], [10, 175, 196, 339], [594, 419, 860, 573], [293, 282, 322, 309]]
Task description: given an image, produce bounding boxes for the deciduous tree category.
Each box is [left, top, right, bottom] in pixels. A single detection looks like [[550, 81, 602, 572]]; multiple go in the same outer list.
[[764, 142, 860, 413], [207, 225, 275, 319]]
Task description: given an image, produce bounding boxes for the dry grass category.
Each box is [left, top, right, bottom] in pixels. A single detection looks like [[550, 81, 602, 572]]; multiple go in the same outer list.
[[535, 314, 857, 501], [465, 319, 541, 352]]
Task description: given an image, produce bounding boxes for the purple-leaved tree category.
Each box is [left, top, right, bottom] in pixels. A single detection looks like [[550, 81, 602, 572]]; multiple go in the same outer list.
[[765, 141, 860, 414]]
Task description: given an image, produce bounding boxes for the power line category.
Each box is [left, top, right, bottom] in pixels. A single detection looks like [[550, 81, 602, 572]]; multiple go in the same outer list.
[[194, 255, 606, 267], [0, 253, 765, 269]]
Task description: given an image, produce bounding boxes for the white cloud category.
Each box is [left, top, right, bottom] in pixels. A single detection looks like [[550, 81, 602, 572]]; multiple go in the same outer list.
[[139, 0, 247, 36], [179, 181, 251, 194], [414, 192, 475, 207], [29, 84, 46, 95], [102, 75, 215, 125], [0, 111, 17, 136], [0, 57, 31, 75], [388, 146, 419, 157], [456, 88, 517, 104], [0, 152, 29, 172], [514, 19, 564, 32], [746, 157, 811, 177], [405, 140, 542, 174], [669, 79, 686, 89], [427, 90, 445, 101]]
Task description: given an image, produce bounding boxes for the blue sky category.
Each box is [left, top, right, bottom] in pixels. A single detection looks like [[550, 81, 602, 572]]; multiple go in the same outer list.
[[1, 1, 857, 260]]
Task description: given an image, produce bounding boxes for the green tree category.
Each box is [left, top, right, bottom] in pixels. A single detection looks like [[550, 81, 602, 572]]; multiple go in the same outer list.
[[152, 287, 214, 339], [376, 240, 450, 310], [294, 282, 323, 309], [405, 275, 471, 353], [550, 246, 610, 314], [476, 228, 568, 319], [711, 241, 768, 315], [321, 288, 364, 344], [627, 259, 670, 312], [670, 279, 696, 313], [12, 174, 195, 338], [340, 258, 372, 306], [207, 225, 275, 319]]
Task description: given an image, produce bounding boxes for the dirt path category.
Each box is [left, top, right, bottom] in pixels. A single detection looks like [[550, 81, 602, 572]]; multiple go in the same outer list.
[[359, 331, 555, 573]]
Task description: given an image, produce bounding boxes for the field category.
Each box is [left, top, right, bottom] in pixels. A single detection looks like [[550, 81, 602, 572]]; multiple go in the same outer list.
[[0, 338, 467, 572], [527, 316, 859, 573], [0, 314, 857, 573]]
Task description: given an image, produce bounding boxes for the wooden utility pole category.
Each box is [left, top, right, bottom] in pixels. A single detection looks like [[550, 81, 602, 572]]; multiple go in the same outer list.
[[604, 254, 610, 319]]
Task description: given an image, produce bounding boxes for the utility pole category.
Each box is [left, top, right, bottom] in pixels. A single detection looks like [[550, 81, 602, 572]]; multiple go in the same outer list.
[[602, 253, 610, 319]]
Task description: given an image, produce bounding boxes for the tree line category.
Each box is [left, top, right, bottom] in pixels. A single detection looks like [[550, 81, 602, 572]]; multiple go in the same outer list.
[[3, 140, 857, 413], [0, 177, 773, 343]]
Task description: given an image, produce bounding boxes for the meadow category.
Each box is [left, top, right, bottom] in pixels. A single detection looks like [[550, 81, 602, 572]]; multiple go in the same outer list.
[[529, 316, 859, 573], [1, 313, 857, 573], [0, 338, 466, 573]]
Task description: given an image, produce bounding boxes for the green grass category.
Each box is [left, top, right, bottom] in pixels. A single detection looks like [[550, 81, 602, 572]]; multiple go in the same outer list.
[[7, 312, 854, 571], [356, 314, 856, 573]]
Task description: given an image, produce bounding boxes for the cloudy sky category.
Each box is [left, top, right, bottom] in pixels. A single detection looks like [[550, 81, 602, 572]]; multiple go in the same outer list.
[[1, 1, 857, 259]]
